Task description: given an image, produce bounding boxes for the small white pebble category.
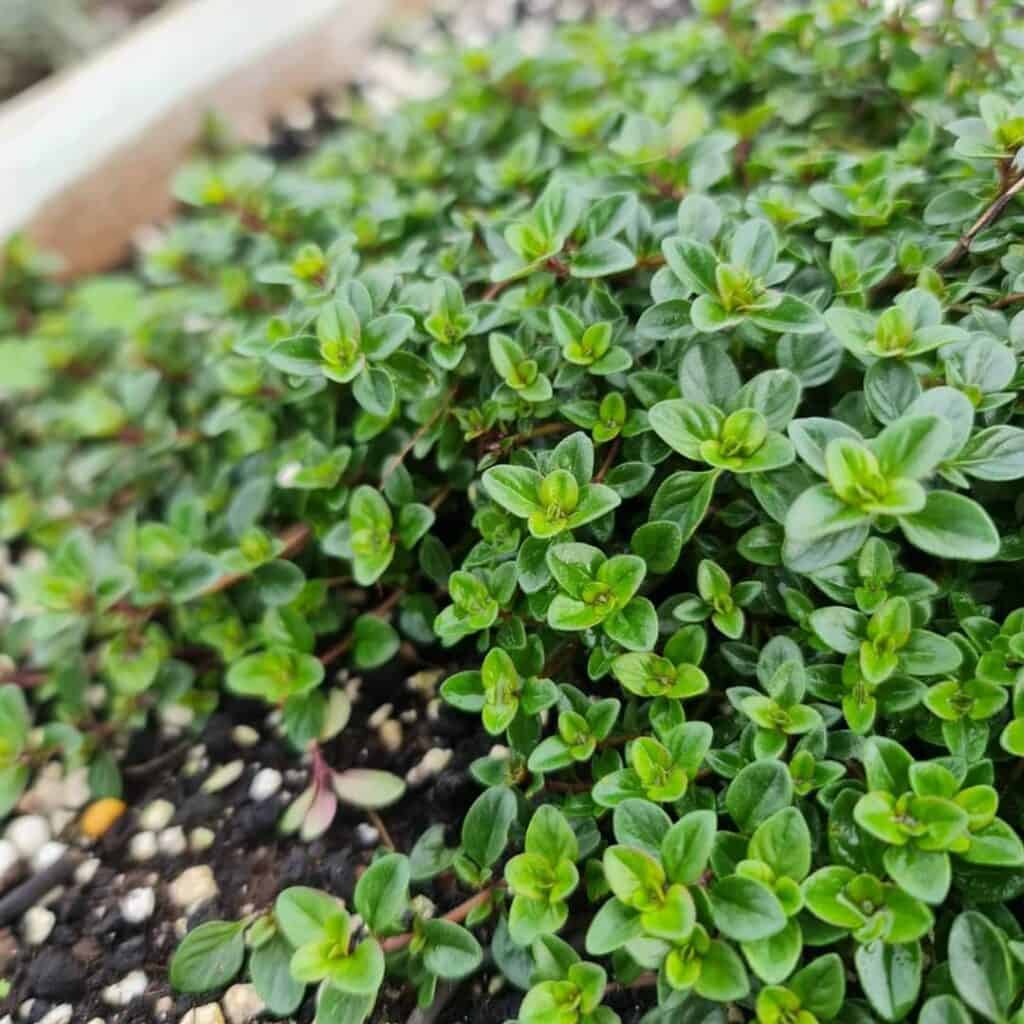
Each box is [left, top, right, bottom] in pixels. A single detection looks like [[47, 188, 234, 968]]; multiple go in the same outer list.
[[169, 865, 218, 910], [488, 974, 505, 996], [344, 676, 362, 702], [22, 906, 55, 945], [399, 708, 418, 724], [223, 983, 266, 1024], [378, 720, 403, 753], [488, 744, 510, 760], [17, 1004, 32, 1022], [158, 826, 187, 857], [32, 841, 67, 873], [426, 698, 441, 721], [86, 685, 107, 709], [39, 1005, 72, 1024], [0, 838, 20, 876], [155, 994, 174, 1016], [139, 799, 175, 832], [202, 760, 244, 794], [406, 747, 452, 786], [62, 768, 91, 809], [120, 887, 156, 924], [231, 725, 260, 748], [355, 823, 379, 846], [5, 815, 51, 860], [180, 1004, 225, 1024], [85, 1019, 106, 1024], [48, 809, 74, 836], [75, 857, 100, 886], [368, 703, 394, 729], [407, 668, 443, 698], [249, 768, 282, 802], [160, 704, 194, 729], [102, 969, 148, 1007], [189, 827, 215, 853], [129, 831, 158, 862]]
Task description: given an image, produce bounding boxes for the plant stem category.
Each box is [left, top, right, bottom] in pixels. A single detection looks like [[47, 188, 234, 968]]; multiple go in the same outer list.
[[380, 883, 505, 953], [938, 173, 1024, 271], [482, 280, 508, 301], [381, 388, 458, 484], [429, 484, 453, 512], [594, 438, 621, 483], [319, 589, 404, 667], [604, 971, 657, 994], [368, 809, 397, 851]]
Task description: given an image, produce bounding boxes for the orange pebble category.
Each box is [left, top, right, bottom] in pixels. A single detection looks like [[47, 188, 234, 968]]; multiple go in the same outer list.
[[80, 797, 127, 839]]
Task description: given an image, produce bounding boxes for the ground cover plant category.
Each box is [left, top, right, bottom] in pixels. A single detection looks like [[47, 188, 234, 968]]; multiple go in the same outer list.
[[4, 0, 1024, 1021]]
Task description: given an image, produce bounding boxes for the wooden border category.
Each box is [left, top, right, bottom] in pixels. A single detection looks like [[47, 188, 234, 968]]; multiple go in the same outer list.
[[0, 0, 399, 277]]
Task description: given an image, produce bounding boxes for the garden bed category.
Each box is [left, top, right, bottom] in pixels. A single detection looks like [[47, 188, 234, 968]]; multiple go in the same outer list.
[[4, 3, 1024, 1024]]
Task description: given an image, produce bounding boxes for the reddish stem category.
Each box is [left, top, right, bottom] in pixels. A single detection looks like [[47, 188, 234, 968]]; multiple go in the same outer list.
[[594, 438, 621, 484], [319, 589, 404, 667], [380, 883, 505, 953]]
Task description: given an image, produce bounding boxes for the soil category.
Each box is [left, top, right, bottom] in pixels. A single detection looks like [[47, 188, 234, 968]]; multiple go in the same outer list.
[[0, 652, 654, 1023]]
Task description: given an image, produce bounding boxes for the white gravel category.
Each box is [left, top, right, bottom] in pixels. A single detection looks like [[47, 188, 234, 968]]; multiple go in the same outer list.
[[139, 799, 175, 831], [31, 841, 67, 873], [22, 906, 55, 945], [223, 983, 266, 1023], [120, 886, 156, 924], [202, 760, 244, 793], [129, 831, 158, 862], [248, 768, 282, 802], [158, 826, 187, 857], [5, 815, 51, 860], [169, 865, 218, 910], [101, 969, 148, 1007]]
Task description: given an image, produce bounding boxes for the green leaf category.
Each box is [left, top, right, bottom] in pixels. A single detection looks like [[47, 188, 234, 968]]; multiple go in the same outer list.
[[662, 236, 719, 295], [482, 466, 542, 517], [333, 769, 406, 809], [749, 293, 822, 335], [462, 786, 517, 869], [662, 810, 717, 885], [354, 853, 410, 934], [948, 912, 1014, 1023], [791, 953, 845, 1020], [169, 921, 246, 993], [251, 933, 305, 1016], [726, 760, 794, 833], [315, 986, 375, 1024], [421, 920, 484, 979], [900, 491, 999, 561], [709, 876, 787, 941], [749, 808, 812, 881], [352, 615, 400, 669], [275, 888, 343, 947], [872, 415, 951, 479], [352, 366, 396, 417], [855, 941, 922, 1023], [570, 238, 636, 277]]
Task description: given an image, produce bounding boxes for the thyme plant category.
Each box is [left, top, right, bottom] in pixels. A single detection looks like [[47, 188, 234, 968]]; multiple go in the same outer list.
[[3, 1, 1024, 1022]]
